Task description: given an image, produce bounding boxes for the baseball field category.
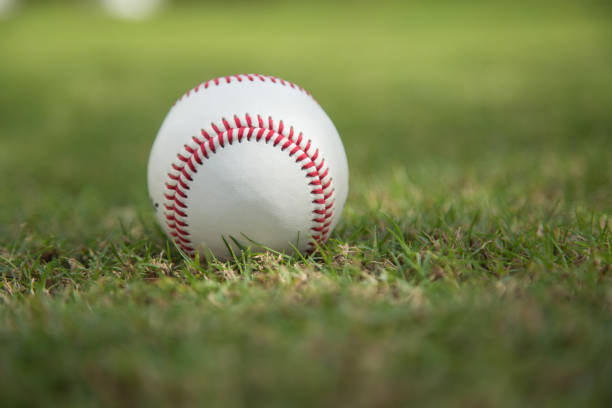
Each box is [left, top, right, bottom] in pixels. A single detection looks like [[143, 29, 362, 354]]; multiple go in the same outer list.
[[1, 1, 611, 406]]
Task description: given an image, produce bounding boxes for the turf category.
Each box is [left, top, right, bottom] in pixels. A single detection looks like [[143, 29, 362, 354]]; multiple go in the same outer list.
[[1, 1, 611, 406]]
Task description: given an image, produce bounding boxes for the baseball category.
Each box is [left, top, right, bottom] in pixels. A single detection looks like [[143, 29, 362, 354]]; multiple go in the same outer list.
[[147, 74, 349, 259]]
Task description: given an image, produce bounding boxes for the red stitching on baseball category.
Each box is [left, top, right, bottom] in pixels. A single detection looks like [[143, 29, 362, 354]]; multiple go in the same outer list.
[[163, 114, 335, 255], [174, 74, 313, 106]]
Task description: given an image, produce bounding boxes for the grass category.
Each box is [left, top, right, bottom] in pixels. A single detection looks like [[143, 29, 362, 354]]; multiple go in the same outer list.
[[1, 1, 611, 406]]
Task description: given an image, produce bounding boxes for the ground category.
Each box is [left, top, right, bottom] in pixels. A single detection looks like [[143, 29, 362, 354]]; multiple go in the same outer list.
[[0, 1, 611, 407]]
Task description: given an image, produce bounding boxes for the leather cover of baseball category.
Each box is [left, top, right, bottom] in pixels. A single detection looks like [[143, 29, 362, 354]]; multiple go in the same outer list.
[[147, 74, 349, 259]]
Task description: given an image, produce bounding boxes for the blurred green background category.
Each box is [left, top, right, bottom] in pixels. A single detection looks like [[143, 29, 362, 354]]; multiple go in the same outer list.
[[1, 0, 610, 238], [0, 0, 611, 406]]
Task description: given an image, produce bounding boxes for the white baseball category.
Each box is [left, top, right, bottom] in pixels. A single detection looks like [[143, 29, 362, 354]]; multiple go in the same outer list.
[[147, 74, 349, 259], [101, 0, 164, 20]]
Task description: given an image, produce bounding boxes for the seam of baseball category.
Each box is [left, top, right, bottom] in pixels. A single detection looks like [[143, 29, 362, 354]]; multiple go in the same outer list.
[[163, 113, 335, 255], [174, 74, 313, 106]]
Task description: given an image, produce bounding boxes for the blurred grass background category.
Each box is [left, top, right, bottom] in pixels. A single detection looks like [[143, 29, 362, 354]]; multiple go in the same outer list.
[[1, 0, 610, 237], [0, 0, 611, 406]]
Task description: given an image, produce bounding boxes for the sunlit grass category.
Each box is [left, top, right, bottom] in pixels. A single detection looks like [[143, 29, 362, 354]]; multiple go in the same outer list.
[[0, 1, 611, 406]]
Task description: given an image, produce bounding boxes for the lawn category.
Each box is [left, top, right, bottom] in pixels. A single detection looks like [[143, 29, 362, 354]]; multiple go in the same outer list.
[[1, 1, 611, 406]]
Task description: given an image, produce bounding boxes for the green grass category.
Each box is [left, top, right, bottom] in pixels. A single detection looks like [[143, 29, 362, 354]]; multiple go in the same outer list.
[[1, 1, 611, 406]]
